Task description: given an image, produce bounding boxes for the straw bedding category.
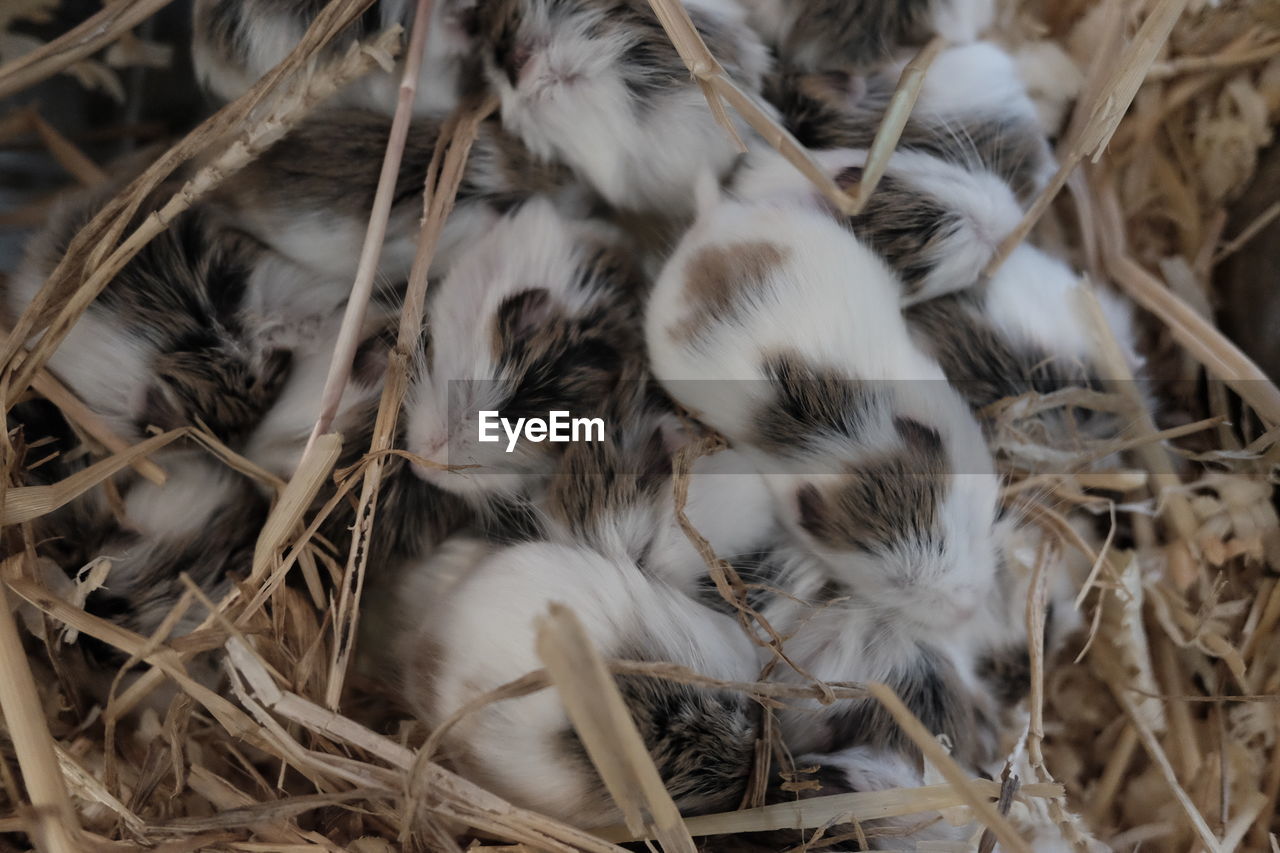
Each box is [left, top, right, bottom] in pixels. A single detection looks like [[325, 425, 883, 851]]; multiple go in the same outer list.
[[0, 0, 1278, 850]]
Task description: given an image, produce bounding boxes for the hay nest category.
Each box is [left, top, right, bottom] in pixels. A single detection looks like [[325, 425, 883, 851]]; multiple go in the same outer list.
[[0, 0, 1278, 850]]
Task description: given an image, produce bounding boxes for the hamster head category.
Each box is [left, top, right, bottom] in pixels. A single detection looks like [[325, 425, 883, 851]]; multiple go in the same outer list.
[[405, 200, 644, 503], [741, 349, 1001, 629], [8, 193, 296, 447], [778, 407, 1000, 630], [468, 0, 768, 211]]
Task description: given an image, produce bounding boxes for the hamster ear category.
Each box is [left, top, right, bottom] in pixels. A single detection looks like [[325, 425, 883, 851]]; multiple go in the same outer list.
[[834, 165, 864, 192], [140, 382, 186, 435], [693, 170, 721, 219], [352, 330, 393, 387], [795, 482, 829, 538], [495, 287, 557, 348], [797, 69, 868, 108]]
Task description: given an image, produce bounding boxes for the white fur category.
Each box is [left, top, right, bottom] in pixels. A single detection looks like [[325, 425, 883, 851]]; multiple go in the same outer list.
[[106, 454, 254, 642], [643, 446, 780, 591], [485, 0, 769, 212], [914, 42, 1037, 123], [759, 517, 1064, 757], [982, 244, 1142, 375], [883, 41, 1057, 196], [1013, 41, 1086, 135], [396, 539, 757, 825], [929, 0, 995, 45], [733, 145, 1024, 303], [646, 195, 1001, 629]]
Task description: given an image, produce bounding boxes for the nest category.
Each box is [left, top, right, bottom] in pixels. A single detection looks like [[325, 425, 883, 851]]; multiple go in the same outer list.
[[0, 0, 1278, 850]]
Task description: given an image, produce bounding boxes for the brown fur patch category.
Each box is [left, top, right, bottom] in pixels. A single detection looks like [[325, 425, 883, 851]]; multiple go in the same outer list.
[[672, 241, 790, 342], [797, 417, 947, 554], [752, 350, 886, 458], [822, 645, 999, 769]]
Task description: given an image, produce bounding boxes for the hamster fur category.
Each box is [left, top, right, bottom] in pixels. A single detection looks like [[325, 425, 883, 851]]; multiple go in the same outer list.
[[394, 538, 760, 825], [212, 109, 579, 284], [767, 41, 1053, 202], [732, 142, 1023, 304], [904, 242, 1141, 443], [2, 179, 342, 448], [739, 0, 994, 72], [468, 0, 770, 212], [192, 0, 468, 115]]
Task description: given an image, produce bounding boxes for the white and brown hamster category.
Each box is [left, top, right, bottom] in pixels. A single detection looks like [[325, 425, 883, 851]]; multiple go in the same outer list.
[[466, 0, 770, 213], [766, 41, 1053, 203], [739, 0, 993, 73], [392, 536, 760, 826], [731, 141, 1023, 305], [2, 177, 335, 448], [904, 242, 1141, 443], [404, 198, 649, 507], [646, 184, 1002, 627], [192, 0, 469, 115], [212, 108, 580, 284]]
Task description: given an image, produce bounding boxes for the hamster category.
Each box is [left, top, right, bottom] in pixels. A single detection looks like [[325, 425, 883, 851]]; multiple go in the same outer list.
[[2, 178, 341, 448], [645, 188, 1002, 627], [212, 108, 579, 285], [192, 0, 469, 115], [404, 198, 649, 506], [766, 41, 1053, 203], [904, 243, 1141, 443], [466, 0, 771, 212], [731, 143, 1023, 305], [393, 537, 760, 826], [738, 0, 994, 73]]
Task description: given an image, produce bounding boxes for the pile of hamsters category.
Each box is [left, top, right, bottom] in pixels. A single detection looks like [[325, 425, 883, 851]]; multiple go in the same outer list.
[[6, 0, 1143, 846]]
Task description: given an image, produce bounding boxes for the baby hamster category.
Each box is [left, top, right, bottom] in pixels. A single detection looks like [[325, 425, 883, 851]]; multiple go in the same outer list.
[[904, 242, 1140, 443], [467, 0, 770, 212], [3, 178, 328, 448], [394, 538, 760, 825], [646, 186, 1002, 627]]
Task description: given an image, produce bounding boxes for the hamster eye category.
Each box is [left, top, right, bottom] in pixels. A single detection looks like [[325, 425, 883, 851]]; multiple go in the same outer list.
[[835, 166, 865, 191], [504, 43, 533, 85], [795, 483, 827, 538]]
